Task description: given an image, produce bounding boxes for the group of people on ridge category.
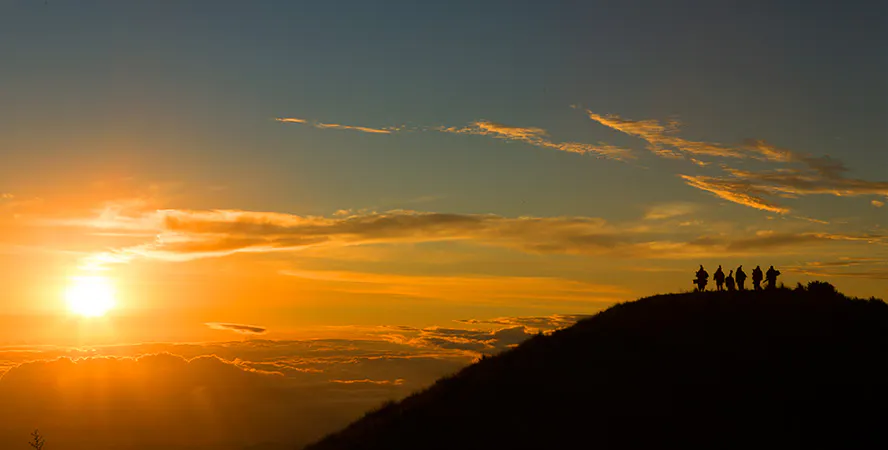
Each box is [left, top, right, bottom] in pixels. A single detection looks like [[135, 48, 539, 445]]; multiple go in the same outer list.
[[694, 265, 780, 292]]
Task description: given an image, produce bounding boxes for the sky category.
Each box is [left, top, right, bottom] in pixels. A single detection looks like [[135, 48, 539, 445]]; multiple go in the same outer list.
[[0, 1, 886, 448]]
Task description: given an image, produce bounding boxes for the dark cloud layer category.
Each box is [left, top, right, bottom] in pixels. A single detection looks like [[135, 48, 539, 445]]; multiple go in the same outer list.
[[0, 313, 587, 449], [206, 322, 267, 335]]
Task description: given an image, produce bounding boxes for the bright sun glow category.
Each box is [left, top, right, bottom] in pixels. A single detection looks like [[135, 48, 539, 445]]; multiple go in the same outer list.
[[65, 276, 116, 317]]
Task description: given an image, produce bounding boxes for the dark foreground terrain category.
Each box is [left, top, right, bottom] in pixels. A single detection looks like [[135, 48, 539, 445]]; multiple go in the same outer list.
[[306, 284, 887, 449]]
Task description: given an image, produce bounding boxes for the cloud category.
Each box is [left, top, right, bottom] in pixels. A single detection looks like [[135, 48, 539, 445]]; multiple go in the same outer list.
[[206, 322, 267, 335], [472, 121, 549, 140], [454, 314, 588, 334], [313, 122, 393, 134], [586, 111, 746, 159], [873, 200, 885, 208], [411, 326, 534, 353], [0, 308, 590, 448], [69, 204, 885, 270], [670, 139, 888, 213], [644, 202, 699, 220], [276, 117, 392, 134], [584, 114, 887, 214], [276, 113, 632, 160], [330, 378, 405, 385], [437, 120, 633, 160], [723, 232, 883, 251], [0, 353, 352, 449], [0, 193, 13, 200], [680, 163, 888, 214], [723, 167, 888, 197], [76, 208, 632, 267], [680, 175, 790, 214], [0, 335, 486, 449], [786, 258, 888, 281]]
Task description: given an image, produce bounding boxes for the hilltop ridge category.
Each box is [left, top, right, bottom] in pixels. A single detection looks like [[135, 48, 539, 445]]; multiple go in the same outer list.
[[305, 285, 888, 450]]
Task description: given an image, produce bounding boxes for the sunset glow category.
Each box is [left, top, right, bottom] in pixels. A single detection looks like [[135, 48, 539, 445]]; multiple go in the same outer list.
[[65, 276, 116, 317], [0, 2, 885, 449]]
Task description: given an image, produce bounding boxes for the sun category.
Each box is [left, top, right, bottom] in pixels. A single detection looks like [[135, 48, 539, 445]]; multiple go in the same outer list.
[[65, 276, 116, 317]]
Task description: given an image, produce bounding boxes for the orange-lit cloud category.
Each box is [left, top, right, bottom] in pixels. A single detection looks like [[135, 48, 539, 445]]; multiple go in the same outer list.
[[277, 113, 634, 160], [679, 155, 888, 213], [723, 167, 888, 197], [330, 378, 405, 385], [680, 175, 790, 214], [644, 202, 699, 220], [276, 117, 393, 134], [873, 200, 885, 208], [454, 314, 588, 334], [786, 258, 888, 281], [313, 122, 393, 134], [437, 120, 633, 160], [584, 112, 888, 212], [69, 206, 886, 272], [586, 111, 746, 159]]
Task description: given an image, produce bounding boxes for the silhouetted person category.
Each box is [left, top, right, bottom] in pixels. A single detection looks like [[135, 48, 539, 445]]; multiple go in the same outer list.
[[725, 270, 736, 291], [735, 265, 747, 291], [765, 265, 780, 289], [694, 265, 709, 292], [752, 266, 764, 291], [713, 265, 725, 291]]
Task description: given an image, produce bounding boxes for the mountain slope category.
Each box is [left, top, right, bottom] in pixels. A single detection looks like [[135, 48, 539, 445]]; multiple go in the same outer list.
[[305, 286, 888, 449]]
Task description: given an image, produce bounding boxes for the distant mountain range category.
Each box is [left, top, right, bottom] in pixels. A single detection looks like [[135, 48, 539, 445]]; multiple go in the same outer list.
[[305, 283, 888, 449]]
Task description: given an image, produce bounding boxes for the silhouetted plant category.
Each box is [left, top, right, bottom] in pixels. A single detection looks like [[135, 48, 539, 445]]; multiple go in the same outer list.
[[28, 429, 45, 450], [807, 281, 838, 296]]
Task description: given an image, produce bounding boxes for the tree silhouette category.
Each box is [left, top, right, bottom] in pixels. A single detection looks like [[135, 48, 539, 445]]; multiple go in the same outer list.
[[28, 429, 45, 450]]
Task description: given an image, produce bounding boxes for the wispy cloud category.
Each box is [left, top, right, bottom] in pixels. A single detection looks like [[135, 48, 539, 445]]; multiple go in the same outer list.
[[329, 378, 405, 385], [584, 112, 888, 214], [786, 258, 888, 281], [585, 111, 746, 159], [643, 202, 698, 220], [313, 122, 393, 134], [680, 175, 790, 214], [276, 114, 632, 160], [206, 322, 267, 335], [679, 157, 888, 214], [275, 117, 393, 134], [437, 120, 633, 160], [275, 118, 307, 124], [873, 200, 885, 208], [70, 205, 884, 270], [454, 314, 588, 334]]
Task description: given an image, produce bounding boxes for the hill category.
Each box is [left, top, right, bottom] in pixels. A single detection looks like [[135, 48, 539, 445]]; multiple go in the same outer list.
[[305, 284, 888, 449]]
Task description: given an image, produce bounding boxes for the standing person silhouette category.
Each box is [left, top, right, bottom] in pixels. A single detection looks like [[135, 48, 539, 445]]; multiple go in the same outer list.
[[765, 265, 781, 290], [694, 265, 709, 292], [725, 270, 736, 291], [735, 265, 747, 291], [713, 265, 725, 291], [752, 265, 764, 291]]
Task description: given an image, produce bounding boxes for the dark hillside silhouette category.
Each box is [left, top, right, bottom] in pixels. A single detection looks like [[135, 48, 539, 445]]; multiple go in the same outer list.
[[305, 284, 887, 450]]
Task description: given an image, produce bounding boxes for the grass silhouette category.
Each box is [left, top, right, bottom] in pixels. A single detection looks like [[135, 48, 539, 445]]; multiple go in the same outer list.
[[305, 283, 887, 450]]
